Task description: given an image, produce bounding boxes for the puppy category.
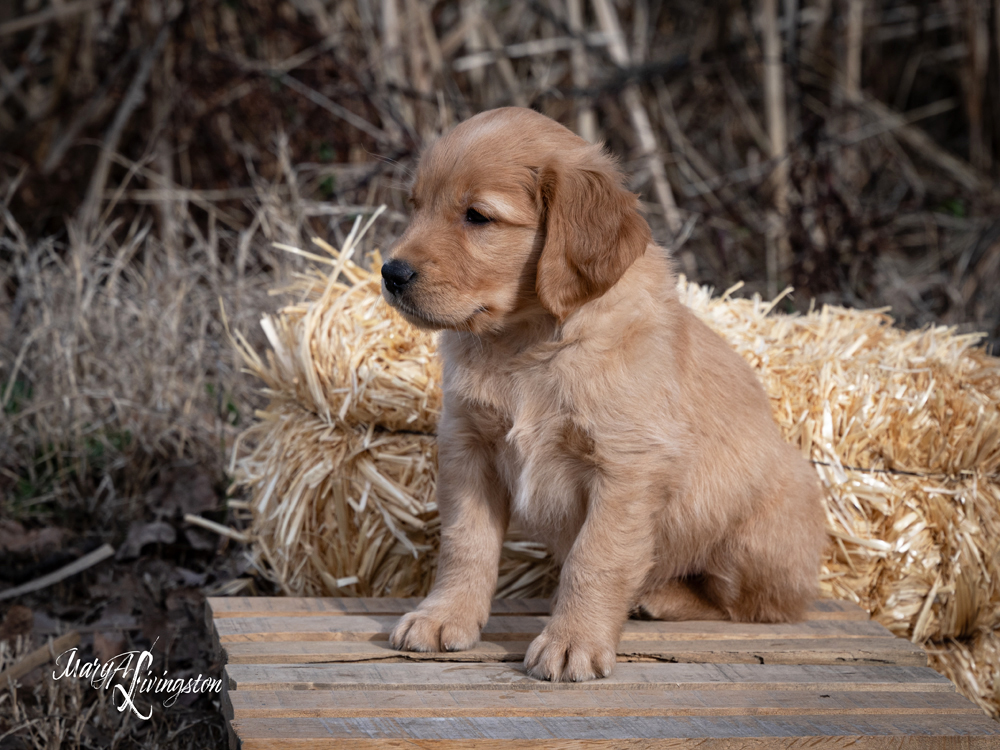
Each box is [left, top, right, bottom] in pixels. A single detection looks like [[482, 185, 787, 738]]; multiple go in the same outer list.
[[381, 107, 827, 682]]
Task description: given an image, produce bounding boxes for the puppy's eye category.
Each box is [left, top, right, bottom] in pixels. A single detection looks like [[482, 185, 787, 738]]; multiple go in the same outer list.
[[465, 208, 491, 225]]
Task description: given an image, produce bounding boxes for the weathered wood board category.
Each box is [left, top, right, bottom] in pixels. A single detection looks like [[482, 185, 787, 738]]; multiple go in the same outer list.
[[208, 598, 1000, 748]]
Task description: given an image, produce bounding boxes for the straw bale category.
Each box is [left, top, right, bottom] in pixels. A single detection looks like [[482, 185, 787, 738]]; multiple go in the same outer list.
[[678, 281, 1000, 642], [232, 238, 999, 710], [237, 396, 439, 596], [246, 260, 441, 435], [928, 630, 1000, 719]]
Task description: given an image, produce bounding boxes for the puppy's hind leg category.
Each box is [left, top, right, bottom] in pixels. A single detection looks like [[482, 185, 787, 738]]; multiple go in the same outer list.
[[717, 458, 826, 624], [634, 577, 727, 621]]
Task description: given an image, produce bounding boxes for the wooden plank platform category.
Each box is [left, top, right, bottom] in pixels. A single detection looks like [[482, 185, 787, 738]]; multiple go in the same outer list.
[[208, 598, 1000, 748]]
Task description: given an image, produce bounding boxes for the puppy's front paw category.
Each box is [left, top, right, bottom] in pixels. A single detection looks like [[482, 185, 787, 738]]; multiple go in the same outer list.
[[524, 625, 616, 682], [389, 608, 481, 652]]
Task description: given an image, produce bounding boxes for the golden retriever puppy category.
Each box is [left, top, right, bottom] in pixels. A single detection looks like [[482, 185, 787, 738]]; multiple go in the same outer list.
[[382, 107, 827, 682]]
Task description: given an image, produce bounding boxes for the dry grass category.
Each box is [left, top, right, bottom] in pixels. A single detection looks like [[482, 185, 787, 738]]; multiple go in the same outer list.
[[0, 634, 227, 749], [1, 635, 121, 750], [0, 185, 308, 748], [2, 214, 269, 524]]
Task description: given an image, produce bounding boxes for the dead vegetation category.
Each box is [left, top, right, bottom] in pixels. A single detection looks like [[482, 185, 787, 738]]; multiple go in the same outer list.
[[3, 0, 1000, 340], [2, 0, 1000, 744]]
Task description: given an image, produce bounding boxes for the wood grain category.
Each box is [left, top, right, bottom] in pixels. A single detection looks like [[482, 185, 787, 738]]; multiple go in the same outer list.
[[226, 688, 981, 718], [213, 615, 893, 643], [206, 597, 868, 620], [229, 714, 1000, 745], [207, 597, 552, 619], [235, 738, 1000, 750], [220, 636, 928, 667], [223, 662, 956, 693]]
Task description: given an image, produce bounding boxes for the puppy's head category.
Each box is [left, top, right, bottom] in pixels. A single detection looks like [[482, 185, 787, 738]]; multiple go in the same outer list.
[[382, 107, 651, 332]]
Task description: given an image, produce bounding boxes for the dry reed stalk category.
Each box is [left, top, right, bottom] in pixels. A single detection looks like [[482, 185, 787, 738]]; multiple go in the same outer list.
[[996, 0, 1000, 126], [760, 0, 790, 299], [590, 0, 681, 234], [455, 1, 486, 88], [78, 25, 169, 232], [479, 15, 528, 108], [280, 74, 392, 146], [836, 0, 866, 200], [566, 0, 597, 143], [403, 0, 434, 139], [414, 0, 445, 80], [656, 85, 725, 215], [783, 0, 798, 69], [380, 0, 415, 133], [719, 63, 773, 155], [962, 0, 991, 171], [0, 0, 102, 37], [863, 98, 986, 191], [844, 0, 864, 104], [782, 0, 801, 146]]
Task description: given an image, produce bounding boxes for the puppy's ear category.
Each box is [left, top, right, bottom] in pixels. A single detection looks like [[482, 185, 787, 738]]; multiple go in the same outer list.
[[536, 153, 652, 321]]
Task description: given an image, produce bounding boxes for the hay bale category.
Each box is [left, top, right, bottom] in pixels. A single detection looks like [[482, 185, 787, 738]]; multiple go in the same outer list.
[[929, 630, 1000, 718], [678, 282, 1000, 643], [232, 234, 999, 712]]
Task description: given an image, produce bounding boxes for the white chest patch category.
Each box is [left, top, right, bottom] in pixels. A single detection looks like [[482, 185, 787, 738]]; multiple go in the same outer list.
[[443, 332, 589, 544], [499, 399, 586, 533]]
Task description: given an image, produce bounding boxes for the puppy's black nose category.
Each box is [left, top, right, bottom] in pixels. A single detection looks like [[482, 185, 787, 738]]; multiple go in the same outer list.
[[381, 259, 416, 295]]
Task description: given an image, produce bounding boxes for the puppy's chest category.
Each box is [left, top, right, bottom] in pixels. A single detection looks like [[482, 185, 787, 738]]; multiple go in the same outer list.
[[450, 354, 593, 525]]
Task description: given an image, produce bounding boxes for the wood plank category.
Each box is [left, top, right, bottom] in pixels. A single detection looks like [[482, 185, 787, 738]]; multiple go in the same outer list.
[[223, 662, 957, 693], [614, 637, 928, 666], [207, 598, 551, 619], [807, 599, 871, 620], [235, 738, 1000, 750], [220, 637, 927, 667], [213, 615, 892, 643], [207, 597, 868, 620], [226, 688, 981, 718], [212, 598, 996, 749], [229, 715, 1000, 747]]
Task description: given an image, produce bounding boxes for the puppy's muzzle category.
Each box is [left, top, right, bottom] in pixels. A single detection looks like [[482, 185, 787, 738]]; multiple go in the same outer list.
[[381, 259, 417, 296]]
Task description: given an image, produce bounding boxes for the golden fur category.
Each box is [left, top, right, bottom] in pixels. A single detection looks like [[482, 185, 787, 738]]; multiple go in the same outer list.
[[381, 107, 827, 682]]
